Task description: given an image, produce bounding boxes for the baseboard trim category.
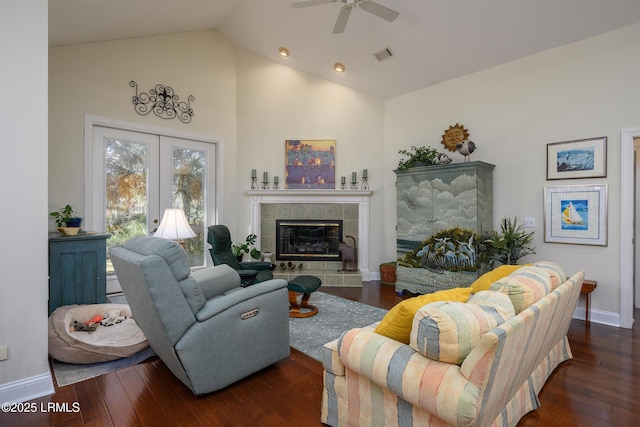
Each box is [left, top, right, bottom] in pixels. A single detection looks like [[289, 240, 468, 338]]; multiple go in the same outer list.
[[0, 372, 55, 403], [368, 271, 380, 281], [573, 306, 621, 327]]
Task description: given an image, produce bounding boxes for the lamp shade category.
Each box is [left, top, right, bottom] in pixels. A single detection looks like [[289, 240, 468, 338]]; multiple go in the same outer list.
[[154, 208, 196, 240]]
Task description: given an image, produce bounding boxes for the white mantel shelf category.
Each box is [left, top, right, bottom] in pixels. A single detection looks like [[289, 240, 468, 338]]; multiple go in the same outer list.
[[245, 189, 372, 198], [245, 189, 373, 280]]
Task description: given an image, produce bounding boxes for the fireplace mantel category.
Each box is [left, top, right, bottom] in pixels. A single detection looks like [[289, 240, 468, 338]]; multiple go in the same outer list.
[[246, 189, 373, 280]]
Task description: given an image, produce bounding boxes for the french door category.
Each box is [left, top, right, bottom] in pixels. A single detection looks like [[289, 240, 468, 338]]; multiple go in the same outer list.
[[85, 118, 219, 293]]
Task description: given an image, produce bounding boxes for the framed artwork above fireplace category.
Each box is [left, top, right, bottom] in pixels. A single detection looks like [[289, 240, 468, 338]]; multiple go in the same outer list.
[[285, 139, 336, 189]]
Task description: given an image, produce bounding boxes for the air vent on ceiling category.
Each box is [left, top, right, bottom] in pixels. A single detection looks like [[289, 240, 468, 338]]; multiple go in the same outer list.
[[374, 48, 393, 62]]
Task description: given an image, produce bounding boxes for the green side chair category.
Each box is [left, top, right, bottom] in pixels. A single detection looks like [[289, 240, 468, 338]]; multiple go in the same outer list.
[[207, 224, 275, 286]]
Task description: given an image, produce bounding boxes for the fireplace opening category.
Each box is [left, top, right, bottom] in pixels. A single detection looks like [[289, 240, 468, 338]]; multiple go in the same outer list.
[[276, 219, 343, 261]]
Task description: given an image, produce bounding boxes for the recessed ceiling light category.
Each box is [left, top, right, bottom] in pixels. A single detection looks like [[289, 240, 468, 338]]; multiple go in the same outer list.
[[334, 62, 345, 73], [279, 47, 290, 57]]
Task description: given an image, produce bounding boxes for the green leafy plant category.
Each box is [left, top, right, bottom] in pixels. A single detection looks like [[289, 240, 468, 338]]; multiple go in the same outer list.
[[485, 216, 536, 267], [49, 204, 75, 228], [232, 234, 261, 259], [397, 145, 442, 170]]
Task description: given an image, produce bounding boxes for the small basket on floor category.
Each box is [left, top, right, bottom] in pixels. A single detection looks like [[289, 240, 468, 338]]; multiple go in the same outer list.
[[287, 275, 322, 318]]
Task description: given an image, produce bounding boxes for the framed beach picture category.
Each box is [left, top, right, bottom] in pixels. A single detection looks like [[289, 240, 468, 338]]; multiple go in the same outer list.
[[544, 184, 607, 246], [546, 137, 607, 180], [285, 140, 336, 189]]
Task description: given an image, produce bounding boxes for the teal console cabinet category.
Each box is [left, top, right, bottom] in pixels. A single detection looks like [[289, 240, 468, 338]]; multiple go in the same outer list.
[[48, 232, 110, 314]]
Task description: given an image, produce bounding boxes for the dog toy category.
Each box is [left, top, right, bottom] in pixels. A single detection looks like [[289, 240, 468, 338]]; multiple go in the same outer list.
[[70, 314, 104, 333], [101, 310, 127, 327]]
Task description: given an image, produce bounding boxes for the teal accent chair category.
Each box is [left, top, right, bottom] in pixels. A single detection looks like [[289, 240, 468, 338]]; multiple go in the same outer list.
[[207, 225, 275, 286], [109, 236, 289, 395]]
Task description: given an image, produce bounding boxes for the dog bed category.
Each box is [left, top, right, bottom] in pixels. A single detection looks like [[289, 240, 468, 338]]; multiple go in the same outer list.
[[48, 304, 149, 364]]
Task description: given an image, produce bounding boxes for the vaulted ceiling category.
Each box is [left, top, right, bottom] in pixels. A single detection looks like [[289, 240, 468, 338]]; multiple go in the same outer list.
[[49, 0, 640, 99]]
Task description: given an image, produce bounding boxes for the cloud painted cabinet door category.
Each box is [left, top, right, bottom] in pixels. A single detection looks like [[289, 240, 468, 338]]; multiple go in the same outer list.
[[395, 161, 494, 294], [49, 233, 110, 314]]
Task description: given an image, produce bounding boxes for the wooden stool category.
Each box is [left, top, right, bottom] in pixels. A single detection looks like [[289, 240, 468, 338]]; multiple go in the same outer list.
[[287, 275, 322, 318]]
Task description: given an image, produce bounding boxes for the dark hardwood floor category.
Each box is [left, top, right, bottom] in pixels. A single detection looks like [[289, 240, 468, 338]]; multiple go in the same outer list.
[[3, 282, 640, 426]]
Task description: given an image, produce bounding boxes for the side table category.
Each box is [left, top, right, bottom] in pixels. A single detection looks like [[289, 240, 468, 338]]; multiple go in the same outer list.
[[581, 279, 597, 325], [49, 232, 110, 314]]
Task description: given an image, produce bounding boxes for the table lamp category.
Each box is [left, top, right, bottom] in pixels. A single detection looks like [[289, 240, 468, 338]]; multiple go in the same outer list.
[[154, 208, 196, 248]]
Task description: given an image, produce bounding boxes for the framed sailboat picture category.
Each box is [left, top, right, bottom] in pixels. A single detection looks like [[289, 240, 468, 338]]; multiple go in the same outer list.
[[544, 184, 607, 246], [546, 137, 607, 180]]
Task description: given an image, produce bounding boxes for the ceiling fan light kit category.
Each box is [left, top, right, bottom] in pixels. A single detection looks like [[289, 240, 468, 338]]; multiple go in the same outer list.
[[292, 0, 399, 34]]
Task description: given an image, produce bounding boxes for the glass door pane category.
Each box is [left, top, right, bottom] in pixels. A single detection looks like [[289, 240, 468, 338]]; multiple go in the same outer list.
[[104, 138, 149, 273], [92, 127, 160, 278], [162, 136, 215, 268]]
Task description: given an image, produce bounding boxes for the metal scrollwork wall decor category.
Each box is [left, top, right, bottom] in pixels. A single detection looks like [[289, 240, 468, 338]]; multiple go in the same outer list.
[[130, 80, 194, 124]]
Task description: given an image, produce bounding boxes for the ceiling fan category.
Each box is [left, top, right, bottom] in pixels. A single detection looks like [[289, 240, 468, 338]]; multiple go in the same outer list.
[[292, 0, 399, 34]]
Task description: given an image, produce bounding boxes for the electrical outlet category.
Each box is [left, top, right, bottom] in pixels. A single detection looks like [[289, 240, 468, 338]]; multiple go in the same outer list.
[[524, 217, 536, 228], [0, 345, 7, 361]]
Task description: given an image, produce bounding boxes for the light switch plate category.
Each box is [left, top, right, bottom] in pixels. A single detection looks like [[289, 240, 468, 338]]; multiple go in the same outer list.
[[524, 217, 536, 228], [0, 345, 7, 361]]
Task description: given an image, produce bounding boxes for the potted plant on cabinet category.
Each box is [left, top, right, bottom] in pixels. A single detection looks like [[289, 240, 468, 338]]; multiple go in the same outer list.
[[49, 204, 83, 230], [397, 145, 443, 171]]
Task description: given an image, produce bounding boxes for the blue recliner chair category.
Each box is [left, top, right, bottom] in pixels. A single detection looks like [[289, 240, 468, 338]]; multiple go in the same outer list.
[[207, 224, 275, 286], [109, 236, 290, 395]]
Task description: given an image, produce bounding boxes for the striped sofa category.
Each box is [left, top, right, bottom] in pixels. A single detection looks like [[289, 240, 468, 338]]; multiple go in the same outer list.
[[321, 264, 584, 426]]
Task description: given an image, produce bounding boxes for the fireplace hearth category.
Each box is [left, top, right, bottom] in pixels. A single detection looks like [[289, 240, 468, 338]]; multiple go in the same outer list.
[[276, 219, 343, 261]]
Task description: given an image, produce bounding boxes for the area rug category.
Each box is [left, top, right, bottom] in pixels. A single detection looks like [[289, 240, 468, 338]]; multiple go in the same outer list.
[[51, 347, 156, 387], [289, 292, 388, 362]]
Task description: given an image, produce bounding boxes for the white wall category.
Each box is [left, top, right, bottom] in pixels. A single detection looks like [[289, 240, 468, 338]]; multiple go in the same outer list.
[[384, 23, 640, 320], [49, 30, 238, 230], [0, 0, 53, 401], [235, 51, 386, 265]]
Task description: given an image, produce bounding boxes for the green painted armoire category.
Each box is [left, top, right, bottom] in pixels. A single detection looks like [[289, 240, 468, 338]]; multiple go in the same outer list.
[[395, 161, 494, 294]]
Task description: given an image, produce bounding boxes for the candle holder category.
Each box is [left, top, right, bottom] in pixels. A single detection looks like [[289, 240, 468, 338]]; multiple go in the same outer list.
[[261, 180, 270, 190], [350, 179, 359, 190], [340, 178, 347, 190], [273, 177, 280, 190], [251, 169, 258, 189], [361, 176, 369, 190]]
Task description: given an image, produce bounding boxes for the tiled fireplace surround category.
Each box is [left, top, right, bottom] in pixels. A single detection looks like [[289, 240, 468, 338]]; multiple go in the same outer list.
[[246, 190, 372, 286]]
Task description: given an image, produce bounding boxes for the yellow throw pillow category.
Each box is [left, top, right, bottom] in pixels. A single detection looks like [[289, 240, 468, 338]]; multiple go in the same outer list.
[[470, 264, 529, 293], [374, 287, 473, 344]]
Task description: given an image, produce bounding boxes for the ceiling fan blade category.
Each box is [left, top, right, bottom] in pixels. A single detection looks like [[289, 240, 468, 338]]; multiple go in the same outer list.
[[361, 1, 399, 22], [292, 0, 337, 9], [332, 5, 352, 34]]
